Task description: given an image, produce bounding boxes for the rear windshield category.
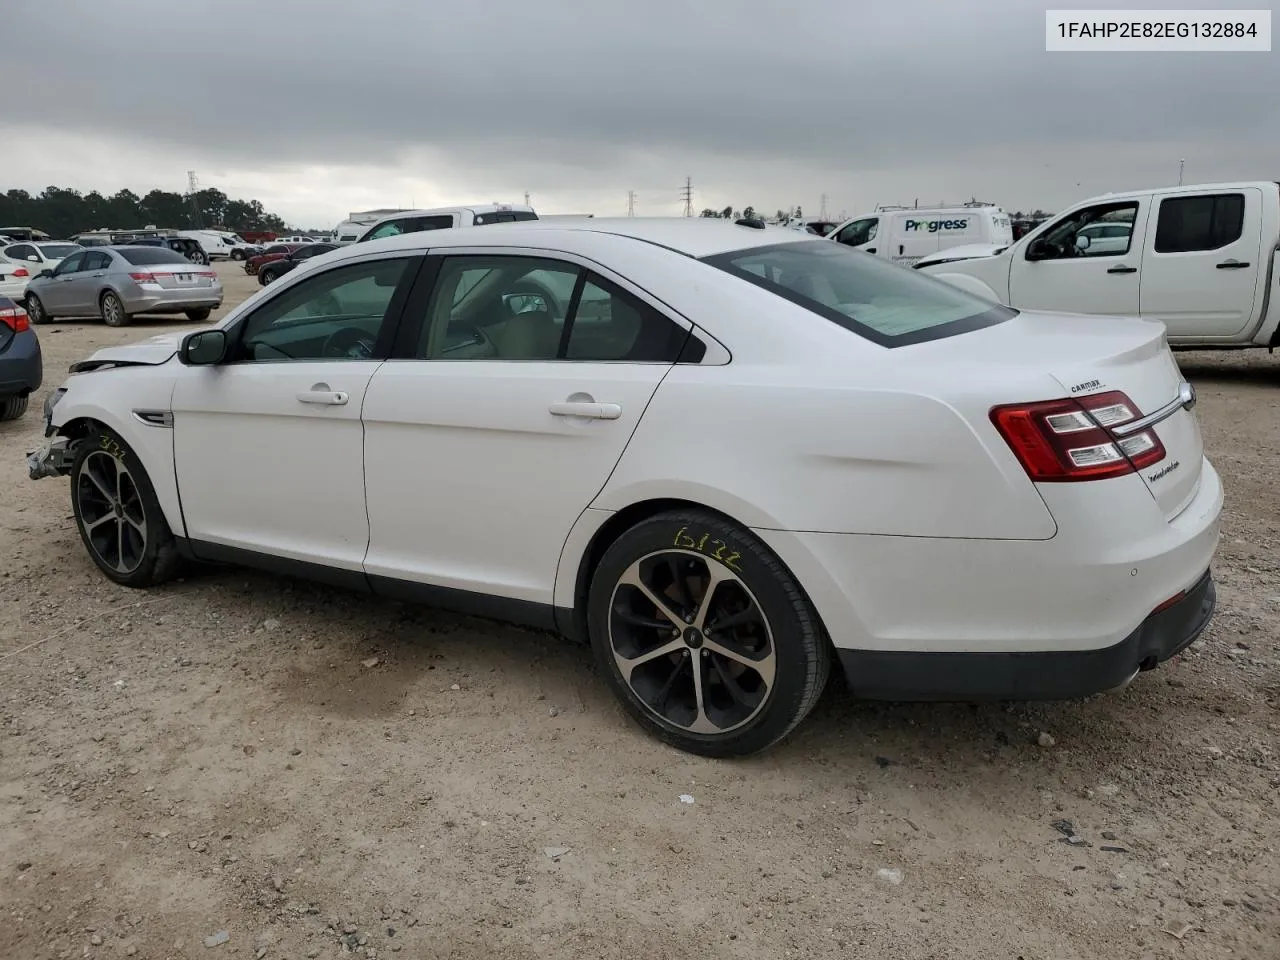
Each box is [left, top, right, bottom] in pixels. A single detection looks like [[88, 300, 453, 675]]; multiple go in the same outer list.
[[701, 239, 1014, 346], [39, 244, 81, 258], [118, 247, 191, 265]]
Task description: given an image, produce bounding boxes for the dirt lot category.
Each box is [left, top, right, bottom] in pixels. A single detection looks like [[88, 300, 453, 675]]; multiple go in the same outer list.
[[1, 261, 1276, 960]]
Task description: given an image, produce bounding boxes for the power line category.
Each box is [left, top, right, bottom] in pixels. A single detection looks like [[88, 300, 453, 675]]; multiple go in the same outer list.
[[680, 177, 693, 218]]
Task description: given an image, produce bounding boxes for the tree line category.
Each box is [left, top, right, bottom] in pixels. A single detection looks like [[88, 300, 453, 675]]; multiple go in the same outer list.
[[0, 185, 296, 239]]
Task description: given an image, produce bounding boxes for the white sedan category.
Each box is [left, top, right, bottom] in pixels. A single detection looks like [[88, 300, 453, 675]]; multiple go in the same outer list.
[[0, 241, 83, 297], [27, 219, 1222, 756]]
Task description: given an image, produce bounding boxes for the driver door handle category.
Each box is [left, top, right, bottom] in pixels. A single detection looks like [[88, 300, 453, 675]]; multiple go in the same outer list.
[[549, 401, 622, 420], [1216, 259, 1250, 269], [297, 389, 348, 406], [1106, 265, 1137, 274]]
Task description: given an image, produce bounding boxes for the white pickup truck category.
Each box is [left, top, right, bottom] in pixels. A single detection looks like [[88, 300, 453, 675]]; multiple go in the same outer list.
[[916, 181, 1280, 349]]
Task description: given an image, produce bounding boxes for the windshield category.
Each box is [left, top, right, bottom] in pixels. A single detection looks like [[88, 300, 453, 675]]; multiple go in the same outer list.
[[702, 239, 1014, 346], [39, 244, 82, 258], [118, 247, 191, 265]]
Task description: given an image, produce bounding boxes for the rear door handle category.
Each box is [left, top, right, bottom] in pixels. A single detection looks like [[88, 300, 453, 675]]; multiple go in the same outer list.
[[297, 390, 348, 405], [1216, 259, 1250, 269], [1106, 265, 1137, 274], [549, 401, 622, 420]]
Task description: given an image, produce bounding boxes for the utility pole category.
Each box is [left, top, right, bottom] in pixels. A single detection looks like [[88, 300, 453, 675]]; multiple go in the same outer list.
[[680, 177, 693, 217], [1178, 159, 1185, 185], [524, 191, 531, 206], [819, 193, 828, 219], [186, 170, 202, 228], [627, 190, 636, 217]]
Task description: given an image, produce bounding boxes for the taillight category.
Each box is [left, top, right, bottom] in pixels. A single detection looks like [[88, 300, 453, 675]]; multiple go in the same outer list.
[[0, 304, 30, 333], [991, 390, 1165, 482], [12, 267, 29, 278], [129, 271, 159, 283]]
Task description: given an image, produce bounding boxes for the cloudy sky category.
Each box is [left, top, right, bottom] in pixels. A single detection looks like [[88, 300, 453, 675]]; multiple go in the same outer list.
[[5, 0, 1277, 229]]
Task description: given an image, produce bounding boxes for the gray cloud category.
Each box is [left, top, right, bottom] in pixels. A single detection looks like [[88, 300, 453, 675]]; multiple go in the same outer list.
[[4, 0, 1277, 223]]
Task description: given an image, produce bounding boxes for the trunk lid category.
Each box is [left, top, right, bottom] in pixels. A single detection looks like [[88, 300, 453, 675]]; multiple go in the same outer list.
[[919, 310, 1203, 521], [148, 265, 215, 289]]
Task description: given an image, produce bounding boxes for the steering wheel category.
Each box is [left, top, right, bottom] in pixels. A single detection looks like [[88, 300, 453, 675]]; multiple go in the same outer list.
[[322, 326, 376, 359]]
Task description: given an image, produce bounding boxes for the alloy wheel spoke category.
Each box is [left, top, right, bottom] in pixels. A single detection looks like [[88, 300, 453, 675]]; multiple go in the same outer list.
[[711, 654, 765, 706], [614, 638, 686, 681], [687, 653, 718, 734], [704, 637, 776, 685], [115, 521, 129, 572], [85, 463, 115, 502], [692, 566, 733, 631], [618, 563, 684, 629], [84, 513, 115, 532]]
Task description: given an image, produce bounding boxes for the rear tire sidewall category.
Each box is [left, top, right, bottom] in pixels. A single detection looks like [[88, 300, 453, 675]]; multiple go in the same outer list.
[[0, 394, 28, 420], [186, 308, 212, 322], [586, 509, 830, 758], [70, 426, 179, 588], [231, 250, 244, 261], [100, 291, 129, 327]]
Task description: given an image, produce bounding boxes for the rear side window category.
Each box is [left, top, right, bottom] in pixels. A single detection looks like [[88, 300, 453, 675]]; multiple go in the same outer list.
[[1154, 193, 1245, 253], [702, 239, 1014, 347], [118, 247, 190, 265]]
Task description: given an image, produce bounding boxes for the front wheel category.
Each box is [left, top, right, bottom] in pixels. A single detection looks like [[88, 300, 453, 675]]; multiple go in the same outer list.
[[185, 308, 212, 322], [587, 509, 830, 757], [25, 293, 49, 324], [100, 291, 130, 327], [70, 427, 181, 588]]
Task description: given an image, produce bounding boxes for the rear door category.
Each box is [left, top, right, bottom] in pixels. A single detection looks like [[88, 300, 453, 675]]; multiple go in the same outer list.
[[361, 249, 694, 605], [1138, 188, 1265, 340]]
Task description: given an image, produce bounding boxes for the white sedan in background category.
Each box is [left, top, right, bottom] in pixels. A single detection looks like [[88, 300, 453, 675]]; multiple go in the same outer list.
[[26, 220, 1221, 756], [1, 241, 83, 298]]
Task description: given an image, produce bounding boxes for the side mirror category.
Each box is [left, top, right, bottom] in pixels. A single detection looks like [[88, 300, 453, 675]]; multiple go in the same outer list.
[[180, 329, 228, 365], [1075, 234, 1091, 251], [37, 269, 54, 279], [1025, 237, 1051, 261]]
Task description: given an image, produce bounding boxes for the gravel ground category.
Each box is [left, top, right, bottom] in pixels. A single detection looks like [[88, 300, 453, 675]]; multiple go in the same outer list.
[[1, 261, 1276, 959]]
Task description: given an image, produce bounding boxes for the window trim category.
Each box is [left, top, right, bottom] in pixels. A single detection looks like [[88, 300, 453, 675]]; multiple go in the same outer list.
[[385, 245, 726, 364], [219, 251, 423, 365], [1151, 192, 1247, 255]]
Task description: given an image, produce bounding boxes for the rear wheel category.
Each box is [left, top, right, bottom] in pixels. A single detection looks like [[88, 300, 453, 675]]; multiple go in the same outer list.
[[185, 308, 212, 322], [0, 395, 28, 421], [100, 291, 130, 327], [230, 249, 245, 261], [24, 293, 49, 324], [587, 509, 830, 757], [259, 267, 277, 285], [188, 250, 207, 265], [70, 426, 181, 588]]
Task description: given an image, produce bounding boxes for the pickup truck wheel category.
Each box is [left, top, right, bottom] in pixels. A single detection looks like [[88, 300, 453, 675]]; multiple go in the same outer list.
[[0, 395, 28, 421], [100, 291, 130, 327], [70, 426, 181, 588], [25, 293, 49, 324]]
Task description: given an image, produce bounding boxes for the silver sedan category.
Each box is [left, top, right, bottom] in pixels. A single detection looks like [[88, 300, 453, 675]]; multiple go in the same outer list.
[[24, 246, 224, 327]]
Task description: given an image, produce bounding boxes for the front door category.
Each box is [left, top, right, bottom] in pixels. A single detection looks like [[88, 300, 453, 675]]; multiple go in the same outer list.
[[41, 251, 87, 313], [1138, 188, 1266, 340], [362, 252, 693, 604], [1008, 196, 1151, 316], [171, 254, 418, 570]]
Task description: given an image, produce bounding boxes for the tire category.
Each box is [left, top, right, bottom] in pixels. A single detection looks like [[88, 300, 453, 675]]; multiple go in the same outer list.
[[230, 250, 245, 261], [587, 509, 830, 758], [0, 394, 28, 421], [185, 308, 212, 322], [69, 425, 182, 588], [188, 250, 206, 265], [100, 291, 130, 327], [259, 268, 276, 285], [24, 293, 49, 324]]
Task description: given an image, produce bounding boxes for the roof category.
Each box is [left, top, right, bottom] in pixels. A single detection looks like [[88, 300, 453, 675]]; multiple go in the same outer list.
[[1085, 180, 1279, 203], [352, 217, 813, 259]]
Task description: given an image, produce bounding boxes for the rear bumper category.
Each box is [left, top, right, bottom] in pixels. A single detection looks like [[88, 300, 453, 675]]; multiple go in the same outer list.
[[0, 329, 43, 396], [0, 278, 29, 299], [836, 569, 1215, 700], [123, 286, 223, 314]]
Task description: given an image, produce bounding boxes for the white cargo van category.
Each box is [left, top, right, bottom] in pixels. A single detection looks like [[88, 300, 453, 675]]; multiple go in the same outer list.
[[178, 230, 251, 261], [826, 205, 1013, 266]]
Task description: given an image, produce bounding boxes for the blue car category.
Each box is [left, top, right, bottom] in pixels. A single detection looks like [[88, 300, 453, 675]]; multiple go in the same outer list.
[[0, 296, 41, 420]]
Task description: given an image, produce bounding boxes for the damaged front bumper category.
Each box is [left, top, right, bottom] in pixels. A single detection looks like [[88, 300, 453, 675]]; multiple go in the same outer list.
[[27, 436, 73, 480]]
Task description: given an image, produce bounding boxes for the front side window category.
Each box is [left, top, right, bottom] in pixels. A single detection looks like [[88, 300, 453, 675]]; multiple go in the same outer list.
[[53, 252, 86, 275], [833, 217, 878, 246], [234, 258, 412, 362], [1029, 201, 1138, 260], [1153, 193, 1245, 253], [703, 239, 1014, 347], [414, 255, 690, 362]]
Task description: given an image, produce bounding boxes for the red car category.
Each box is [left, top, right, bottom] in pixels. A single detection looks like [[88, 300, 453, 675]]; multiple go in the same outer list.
[[244, 243, 305, 276]]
